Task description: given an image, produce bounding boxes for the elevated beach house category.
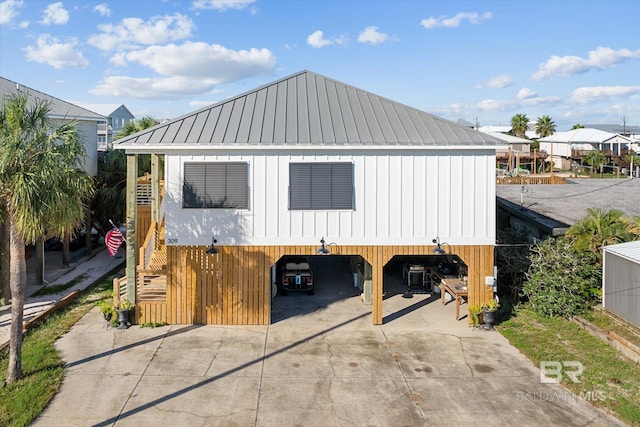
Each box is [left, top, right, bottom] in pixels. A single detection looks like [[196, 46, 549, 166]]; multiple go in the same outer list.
[[113, 70, 504, 325]]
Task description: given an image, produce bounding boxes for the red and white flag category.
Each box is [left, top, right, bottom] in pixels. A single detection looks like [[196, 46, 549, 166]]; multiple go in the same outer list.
[[105, 228, 124, 256]]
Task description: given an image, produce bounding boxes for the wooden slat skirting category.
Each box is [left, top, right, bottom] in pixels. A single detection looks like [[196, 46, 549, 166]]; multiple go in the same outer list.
[[138, 244, 494, 327]]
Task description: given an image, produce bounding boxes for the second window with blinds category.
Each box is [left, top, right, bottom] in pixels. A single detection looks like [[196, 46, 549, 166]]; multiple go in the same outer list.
[[289, 162, 354, 210]]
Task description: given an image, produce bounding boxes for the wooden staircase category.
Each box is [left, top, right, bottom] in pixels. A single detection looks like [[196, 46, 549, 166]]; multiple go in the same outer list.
[[137, 218, 167, 301], [148, 225, 167, 270]]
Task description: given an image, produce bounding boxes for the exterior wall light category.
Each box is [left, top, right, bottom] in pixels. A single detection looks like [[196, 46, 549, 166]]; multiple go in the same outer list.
[[432, 237, 450, 254], [317, 237, 330, 255], [206, 237, 219, 255]]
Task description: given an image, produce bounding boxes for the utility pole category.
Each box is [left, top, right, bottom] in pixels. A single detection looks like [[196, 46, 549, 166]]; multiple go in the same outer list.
[[550, 141, 554, 177]]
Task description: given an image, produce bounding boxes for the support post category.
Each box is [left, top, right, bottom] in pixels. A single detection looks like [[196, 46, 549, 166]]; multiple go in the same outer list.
[[126, 154, 137, 304], [151, 153, 160, 224]]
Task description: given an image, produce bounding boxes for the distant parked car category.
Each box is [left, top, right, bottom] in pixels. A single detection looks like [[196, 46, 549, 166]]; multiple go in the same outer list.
[[280, 256, 314, 295]]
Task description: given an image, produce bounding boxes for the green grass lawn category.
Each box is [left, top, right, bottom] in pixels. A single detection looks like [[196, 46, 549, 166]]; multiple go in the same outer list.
[[499, 305, 640, 426], [0, 274, 116, 427]]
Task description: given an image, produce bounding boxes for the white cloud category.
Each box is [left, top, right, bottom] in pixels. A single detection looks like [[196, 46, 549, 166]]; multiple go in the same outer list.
[[94, 3, 111, 17], [517, 87, 536, 99], [531, 47, 640, 81], [0, 0, 24, 25], [88, 13, 194, 51], [121, 42, 275, 78], [307, 30, 347, 48], [109, 52, 127, 66], [569, 85, 640, 105], [477, 98, 515, 112], [91, 75, 217, 99], [93, 41, 276, 99], [358, 26, 388, 45], [435, 93, 561, 120], [24, 34, 88, 68], [307, 30, 332, 48], [19, 20, 28, 28], [421, 11, 492, 29], [477, 74, 512, 89], [520, 95, 561, 106], [192, 0, 256, 11], [189, 96, 222, 109], [40, 2, 69, 26]]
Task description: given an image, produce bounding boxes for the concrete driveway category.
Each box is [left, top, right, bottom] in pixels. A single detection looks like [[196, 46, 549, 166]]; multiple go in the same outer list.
[[34, 258, 623, 426]]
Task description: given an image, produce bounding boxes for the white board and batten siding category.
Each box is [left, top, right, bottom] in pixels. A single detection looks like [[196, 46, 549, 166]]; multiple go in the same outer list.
[[163, 148, 496, 248]]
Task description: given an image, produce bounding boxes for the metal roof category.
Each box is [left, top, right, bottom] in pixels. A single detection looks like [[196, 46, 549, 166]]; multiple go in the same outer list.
[[539, 128, 632, 143], [114, 70, 504, 150], [74, 103, 133, 118], [0, 76, 106, 121], [604, 240, 640, 264], [480, 130, 526, 144]]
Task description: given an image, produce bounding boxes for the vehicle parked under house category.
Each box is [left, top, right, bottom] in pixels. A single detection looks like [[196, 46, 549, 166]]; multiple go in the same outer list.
[[113, 70, 504, 325]]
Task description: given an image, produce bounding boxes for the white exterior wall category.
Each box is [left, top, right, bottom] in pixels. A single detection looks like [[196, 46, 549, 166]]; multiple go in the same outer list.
[[539, 141, 572, 158], [163, 149, 496, 247], [60, 120, 97, 177]]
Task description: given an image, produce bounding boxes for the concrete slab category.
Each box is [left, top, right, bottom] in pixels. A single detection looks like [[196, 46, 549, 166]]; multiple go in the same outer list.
[[33, 294, 626, 426]]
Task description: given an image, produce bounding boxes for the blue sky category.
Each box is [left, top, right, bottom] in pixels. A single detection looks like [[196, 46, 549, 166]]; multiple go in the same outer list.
[[1, 0, 639, 130]]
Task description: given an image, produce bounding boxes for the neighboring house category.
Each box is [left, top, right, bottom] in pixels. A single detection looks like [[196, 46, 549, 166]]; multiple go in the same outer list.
[[479, 130, 532, 172], [113, 70, 504, 326], [603, 240, 640, 329], [75, 103, 135, 150], [0, 76, 104, 176], [478, 125, 539, 140], [539, 128, 634, 170]]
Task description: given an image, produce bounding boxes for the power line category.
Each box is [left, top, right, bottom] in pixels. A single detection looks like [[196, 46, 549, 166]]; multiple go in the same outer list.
[[526, 179, 635, 200]]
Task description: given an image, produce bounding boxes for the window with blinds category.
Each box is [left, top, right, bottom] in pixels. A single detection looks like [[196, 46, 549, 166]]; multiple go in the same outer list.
[[289, 163, 354, 210], [183, 162, 249, 209]]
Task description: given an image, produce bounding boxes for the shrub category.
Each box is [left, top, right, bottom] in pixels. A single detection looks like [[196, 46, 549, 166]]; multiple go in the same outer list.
[[522, 237, 601, 317]]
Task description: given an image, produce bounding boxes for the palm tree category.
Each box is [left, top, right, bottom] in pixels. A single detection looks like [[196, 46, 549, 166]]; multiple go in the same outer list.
[[566, 208, 635, 263], [510, 113, 529, 138], [535, 115, 556, 138], [572, 124, 585, 130], [114, 116, 158, 140], [0, 91, 93, 383], [584, 150, 606, 176]]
